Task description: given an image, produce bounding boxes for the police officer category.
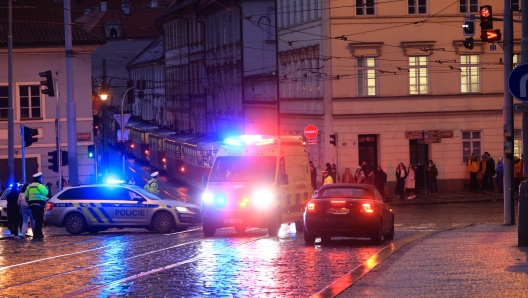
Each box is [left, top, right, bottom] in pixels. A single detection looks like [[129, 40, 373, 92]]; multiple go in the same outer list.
[[25, 172, 48, 240], [144, 172, 159, 194]]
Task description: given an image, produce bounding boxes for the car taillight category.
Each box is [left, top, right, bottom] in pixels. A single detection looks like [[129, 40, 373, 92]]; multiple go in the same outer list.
[[331, 200, 345, 203], [361, 203, 373, 213], [46, 202, 54, 211], [131, 144, 135, 148], [145, 150, 149, 155], [180, 166, 185, 172], [162, 158, 166, 163], [307, 202, 315, 211]]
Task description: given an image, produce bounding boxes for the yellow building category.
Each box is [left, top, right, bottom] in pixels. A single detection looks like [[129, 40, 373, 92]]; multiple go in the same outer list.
[[278, 0, 522, 191]]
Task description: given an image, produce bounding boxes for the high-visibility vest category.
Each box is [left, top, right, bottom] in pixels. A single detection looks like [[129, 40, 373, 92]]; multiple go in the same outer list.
[[144, 178, 158, 194], [25, 182, 48, 201]]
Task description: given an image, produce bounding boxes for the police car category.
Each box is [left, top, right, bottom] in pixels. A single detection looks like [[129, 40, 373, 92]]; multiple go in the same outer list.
[[45, 181, 201, 234], [0, 188, 9, 225]]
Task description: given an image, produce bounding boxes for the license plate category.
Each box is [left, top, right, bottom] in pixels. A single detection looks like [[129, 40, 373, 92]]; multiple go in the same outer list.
[[224, 219, 242, 224], [327, 207, 349, 214]]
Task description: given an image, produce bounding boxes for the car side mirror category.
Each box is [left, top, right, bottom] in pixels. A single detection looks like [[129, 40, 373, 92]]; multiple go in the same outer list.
[[279, 173, 289, 185], [202, 174, 208, 185]]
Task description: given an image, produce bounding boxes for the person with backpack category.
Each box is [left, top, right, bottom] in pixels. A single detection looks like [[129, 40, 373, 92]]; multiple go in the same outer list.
[[18, 184, 34, 238]]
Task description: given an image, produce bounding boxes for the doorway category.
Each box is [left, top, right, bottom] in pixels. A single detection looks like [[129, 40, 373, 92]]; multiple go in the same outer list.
[[358, 135, 378, 170], [409, 140, 429, 188]]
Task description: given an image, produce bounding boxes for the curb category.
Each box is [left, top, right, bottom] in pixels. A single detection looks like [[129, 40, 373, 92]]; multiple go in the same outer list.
[[310, 224, 474, 298]]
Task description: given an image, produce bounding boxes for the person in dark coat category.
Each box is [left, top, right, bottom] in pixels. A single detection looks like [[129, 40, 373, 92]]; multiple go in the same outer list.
[[395, 163, 408, 200], [426, 160, 439, 194], [375, 166, 388, 198], [6, 184, 21, 239], [309, 161, 317, 191], [485, 152, 495, 192]]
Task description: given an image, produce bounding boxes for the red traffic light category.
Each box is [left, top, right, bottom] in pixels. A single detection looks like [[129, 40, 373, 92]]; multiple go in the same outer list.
[[480, 6, 490, 17], [482, 29, 501, 42]]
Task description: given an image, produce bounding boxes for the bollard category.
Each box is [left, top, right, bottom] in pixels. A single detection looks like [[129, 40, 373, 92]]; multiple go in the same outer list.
[[519, 179, 528, 246]]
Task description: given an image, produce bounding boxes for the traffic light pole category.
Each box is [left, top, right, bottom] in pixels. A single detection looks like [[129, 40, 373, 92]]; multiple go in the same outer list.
[[7, 0, 14, 186], [519, 0, 528, 246], [121, 87, 134, 177], [56, 79, 62, 191]]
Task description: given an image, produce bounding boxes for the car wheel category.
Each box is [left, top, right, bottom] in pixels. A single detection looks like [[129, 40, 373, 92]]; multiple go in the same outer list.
[[235, 225, 246, 233], [384, 216, 395, 241], [267, 213, 281, 237], [152, 211, 175, 233], [294, 220, 303, 233], [320, 236, 332, 244], [303, 226, 316, 245], [64, 213, 87, 235], [203, 224, 216, 237], [370, 217, 383, 245]]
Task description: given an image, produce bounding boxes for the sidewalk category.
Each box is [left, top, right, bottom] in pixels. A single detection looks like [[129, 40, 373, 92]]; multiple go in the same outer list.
[[337, 224, 528, 297], [387, 189, 506, 206]]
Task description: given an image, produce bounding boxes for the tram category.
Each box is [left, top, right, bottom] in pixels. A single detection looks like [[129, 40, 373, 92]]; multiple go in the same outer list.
[[164, 134, 195, 178], [179, 137, 222, 190], [129, 122, 160, 162], [148, 129, 177, 171]]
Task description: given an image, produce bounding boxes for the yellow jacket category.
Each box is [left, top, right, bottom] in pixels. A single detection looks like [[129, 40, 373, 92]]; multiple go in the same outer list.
[[467, 159, 479, 173]]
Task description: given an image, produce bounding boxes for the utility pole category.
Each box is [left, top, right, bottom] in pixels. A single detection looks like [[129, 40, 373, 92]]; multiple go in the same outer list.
[[504, 0, 515, 225], [64, 0, 79, 185], [102, 59, 108, 173], [56, 79, 62, 191], [7, 0, 14, 186], [519, 0, 528, 246]]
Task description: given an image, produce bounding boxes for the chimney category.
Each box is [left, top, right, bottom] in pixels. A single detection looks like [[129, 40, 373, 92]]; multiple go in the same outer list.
[[101, 1, 107, 11], [151, 0, 158, 7]]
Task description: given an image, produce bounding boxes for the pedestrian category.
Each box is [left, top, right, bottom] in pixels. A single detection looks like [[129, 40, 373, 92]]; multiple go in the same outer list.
[[309, 161, 317, 191], [467, 153, 480, 191], [25, 172, 49, 240], [514, 156, 522, 192], [375, 166, 387, 198], [354, 166, 365, 184], [18, 184, 34, 238], [331, 164, 339, 183], [128, 176, 136, 186], [495, 157, 504, 193], [322, 163, 332, 184], [322, 170, 333, 185], [341, 167, 356, 183], [426, 160, 439, 194], [45, 182, 53, 198], [481, 154, 488, 191], [361, 161, 371, 179], [144, 171, 160, 194], [6, 184, 21, 239], [56, 175, 68, 189], [405, 163, 416, 199], [395, 163, 407, 200], [366, 170, 376, 186], [485, 152, 495, 192]]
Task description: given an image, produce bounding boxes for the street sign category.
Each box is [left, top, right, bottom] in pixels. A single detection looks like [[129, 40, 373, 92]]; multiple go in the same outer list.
[[304, 124, 318, 139], [424, 130, 441, 138], [114, 114, 131, 126], [418, 138, 441, 144], [441, 131, 453, 138], [508, 64, 528, 102], [306, 139, 317, 145], [514, 103, 528, 112], [76, 133, 91, 141], [117, 130, 129, 141], [405, 131, 422, 139]]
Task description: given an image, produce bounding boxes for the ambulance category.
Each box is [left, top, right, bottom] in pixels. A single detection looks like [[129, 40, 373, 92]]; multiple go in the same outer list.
[[200, 135, 312, 237]]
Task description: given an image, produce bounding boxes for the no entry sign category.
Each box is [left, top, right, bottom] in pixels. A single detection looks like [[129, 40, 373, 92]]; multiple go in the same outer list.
[[304, 124, 318, 139]]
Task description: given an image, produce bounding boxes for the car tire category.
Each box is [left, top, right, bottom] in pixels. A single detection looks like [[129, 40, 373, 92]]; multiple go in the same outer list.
[[235, 225, 246, 233], [384, 216, 395, 241], [320, 236, 332, 244], [303, 226, 316, 245], [267, 213, 281, 237], [370, 217, 383, 245], [151, 211, 175, 233], [64, 213, 87, 235], [294, 220, 303, 233], [203, 224, 216, 237]]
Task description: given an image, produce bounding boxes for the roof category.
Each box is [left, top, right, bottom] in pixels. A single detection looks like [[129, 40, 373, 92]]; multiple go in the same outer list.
[[127, 35, 164, 67], [71, 0, 174, 20], [0, 0, 106, 47], [75, 7, 167, 39], [156, 0, 200, 23]]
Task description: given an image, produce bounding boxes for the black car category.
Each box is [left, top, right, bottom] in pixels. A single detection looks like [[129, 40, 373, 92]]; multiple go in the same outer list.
[[303, 183, 394, 245]]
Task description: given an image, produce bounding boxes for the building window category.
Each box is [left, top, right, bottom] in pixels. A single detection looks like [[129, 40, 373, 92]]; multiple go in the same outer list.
[[460, 0, 478, 13], [356, 0, 375, 15], [514, 129, 522, 158], [306, 0, 311, 20], [514, 54, 520, 68], [300, 0, 304, 22], [409, 56, 428, 94], [461, 55, 480, 93], [314, 0, 319, 18], [512, 0, 520, 11], [462, 131, 481, 163], [20, 85, 41, 119], [357, 57, 376, 96], [408, 0, 427, 14], [293, 0, 297, 24], [286, 0, 290, 26], [0, 86, 7, 120]]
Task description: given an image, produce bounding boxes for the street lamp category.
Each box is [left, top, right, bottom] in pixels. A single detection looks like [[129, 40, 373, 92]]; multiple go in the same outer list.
[[100, 92, 108, 175], [100, 93, 108, 101]]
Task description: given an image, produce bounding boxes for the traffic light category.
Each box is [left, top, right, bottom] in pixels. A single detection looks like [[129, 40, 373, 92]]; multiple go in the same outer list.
[[479, 5, 493, 30], [23, 126, 39, 147], [481, 29, 501, 42], [462, 20, 475, 37], [88, 145, 95, 158], [329, 133, 337, 147], [39, 70, 55, 97], [48, 150, 58, 173], [127, 80, 135, 104], [463, 37, 474, 50], [136, 80, 146, 91], [61, 150, 68, 166]]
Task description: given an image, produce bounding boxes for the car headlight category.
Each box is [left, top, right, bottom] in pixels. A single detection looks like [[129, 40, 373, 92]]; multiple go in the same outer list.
[[253, 189, 274, 207], [175, 206, 194, 213], [201, 190, 214, 203]]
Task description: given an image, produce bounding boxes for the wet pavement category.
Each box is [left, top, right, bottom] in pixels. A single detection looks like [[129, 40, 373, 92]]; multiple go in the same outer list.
[[0, 148, 514, 297]]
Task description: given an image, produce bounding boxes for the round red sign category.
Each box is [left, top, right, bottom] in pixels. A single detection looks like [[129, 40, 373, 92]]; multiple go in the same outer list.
[[304, 124, 318, 139]]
